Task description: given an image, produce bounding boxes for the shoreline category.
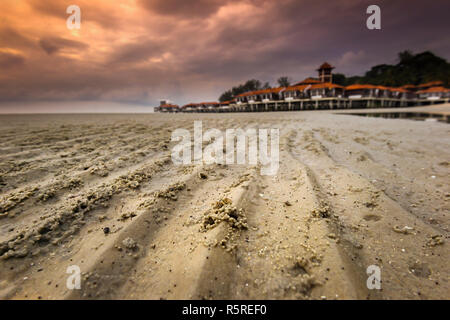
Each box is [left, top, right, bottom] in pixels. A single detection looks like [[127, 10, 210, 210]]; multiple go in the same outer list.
[[0, 103, 448, 116]]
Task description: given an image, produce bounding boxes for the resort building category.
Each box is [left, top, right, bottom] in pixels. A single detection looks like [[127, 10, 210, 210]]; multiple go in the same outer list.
[[155, 99, 180, 112], [159, 62, 449, 113], [201, 102, 219, 112], [157, 103, 179, 113], [417, 86, 450, 100], [317, 62, 334, 83], [180, 102, 219, 112], [345, 84, 379, 99], [218, 101, 232, 112], [293, 78, 322, 86], [308, 83, 344, 99], [416, 81, 444, 92], [180, 103, 199, 112], [377, 86, 394, 98], [390, 87, 415, 100], [236, 87, 284, 103], [282, 85, 310, 100], [400, 84, 417, 92]]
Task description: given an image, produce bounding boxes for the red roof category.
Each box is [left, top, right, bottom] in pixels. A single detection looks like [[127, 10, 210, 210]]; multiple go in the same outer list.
[[294, 78, 321, 86], [309, 83, 343, 90], [317, 62, 334, 70], [237, 87, 285, 97], [389, 87, 410, 93], [199, 102, 218, 105], [283, 84, 310, 92], [219, 100, 235, 105], [159, 104, 179, 109], [417, 86, 449, 94], [346, 84, 412, 92], [345, 84, 378, 90], [416, 81, 443, 88], [181, 103, 200, 108]]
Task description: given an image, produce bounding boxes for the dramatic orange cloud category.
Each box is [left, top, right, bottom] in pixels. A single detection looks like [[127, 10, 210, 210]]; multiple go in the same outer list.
[[0, 0, 449, 110]]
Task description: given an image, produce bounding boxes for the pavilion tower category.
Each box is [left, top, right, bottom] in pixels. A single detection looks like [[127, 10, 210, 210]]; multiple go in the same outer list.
[[317, 62, 335, 83]]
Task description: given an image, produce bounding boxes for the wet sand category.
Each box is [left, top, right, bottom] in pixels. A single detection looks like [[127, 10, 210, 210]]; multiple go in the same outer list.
[[0, 105, 448, 300]]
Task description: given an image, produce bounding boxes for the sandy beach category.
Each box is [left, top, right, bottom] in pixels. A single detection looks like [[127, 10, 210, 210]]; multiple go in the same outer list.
[[0, 105, 448, 300]]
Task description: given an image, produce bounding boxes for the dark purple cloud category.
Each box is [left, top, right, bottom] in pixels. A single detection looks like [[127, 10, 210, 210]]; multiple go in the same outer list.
[[0, 52, 25, 69], [39, 37, 89, 55], [138, 0, 230, 19], [0, 0, 449, 110]]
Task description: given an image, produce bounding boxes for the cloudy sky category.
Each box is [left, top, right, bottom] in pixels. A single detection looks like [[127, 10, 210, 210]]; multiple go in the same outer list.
[[1, 0, 449, 111]]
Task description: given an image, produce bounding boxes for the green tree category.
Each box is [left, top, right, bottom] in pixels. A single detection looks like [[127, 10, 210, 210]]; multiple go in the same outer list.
[[398, 50, 414, 64], [262, 81, 271, 89], [219, 51, 450, 101], [219, 90, 234, 102], [358, 51, 449, 87], [277, 76, 291, 87], [332, 73, 347, 86], [219, 79, 268, 102]]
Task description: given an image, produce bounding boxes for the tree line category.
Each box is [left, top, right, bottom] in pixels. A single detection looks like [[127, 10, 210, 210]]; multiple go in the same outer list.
[[218, 51, 450, 102]]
